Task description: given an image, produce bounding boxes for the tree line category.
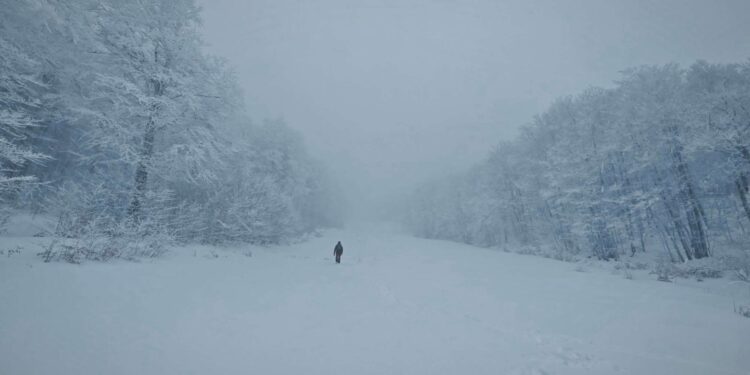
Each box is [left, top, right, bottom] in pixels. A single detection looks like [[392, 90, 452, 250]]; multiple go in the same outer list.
[[0, 0, 340, 261], [405, 62, 750, 265]]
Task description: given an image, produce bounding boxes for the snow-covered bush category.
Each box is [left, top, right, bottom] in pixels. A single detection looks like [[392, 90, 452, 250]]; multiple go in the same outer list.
[[735, 304, 750, 318], [671, 258, 725, 280], [722, 251, 750, 282], [41, 228, 170, 264], [654, 260, 674, 282], [44, 182, 172, 263]]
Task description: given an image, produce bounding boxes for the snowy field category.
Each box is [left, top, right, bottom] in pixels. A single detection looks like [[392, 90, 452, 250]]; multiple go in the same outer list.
[[2, 225, 749, 375]]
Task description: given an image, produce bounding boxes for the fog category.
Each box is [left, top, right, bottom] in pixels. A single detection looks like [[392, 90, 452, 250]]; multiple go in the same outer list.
[[198, 0, 750, 220], [4, 2, 750, 372]]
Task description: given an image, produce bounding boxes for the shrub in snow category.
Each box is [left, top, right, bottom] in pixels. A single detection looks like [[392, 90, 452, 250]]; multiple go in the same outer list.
[[633, 262, 650, 270], [612, 261, 638, 280], [623, 268, 634, 280], [553, 248, 579, 263], [42, 182, 172, 263], [672, 258, 725, 280], [0, 245, 22, 258], [654, 259, 673, 282], [42, 214, 171, 263], [41, 229, 169, 264], [720, 251, 750, 282], [736, 304, 750, 318], [650, 256, 726, 281]]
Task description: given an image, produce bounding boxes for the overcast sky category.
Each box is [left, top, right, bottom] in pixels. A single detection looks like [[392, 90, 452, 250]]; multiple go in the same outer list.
[[197, 0, 750, 219]]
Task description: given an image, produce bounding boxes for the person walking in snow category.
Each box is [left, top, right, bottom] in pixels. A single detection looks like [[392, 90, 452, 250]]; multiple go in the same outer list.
[[333, 241, 343, 264]]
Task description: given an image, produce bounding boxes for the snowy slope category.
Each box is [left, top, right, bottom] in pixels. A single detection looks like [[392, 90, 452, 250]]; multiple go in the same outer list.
[[1, 226, 749, 375]]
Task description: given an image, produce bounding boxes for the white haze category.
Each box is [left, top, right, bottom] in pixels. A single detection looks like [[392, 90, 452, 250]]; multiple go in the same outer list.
[[198, 0, 750, 221]]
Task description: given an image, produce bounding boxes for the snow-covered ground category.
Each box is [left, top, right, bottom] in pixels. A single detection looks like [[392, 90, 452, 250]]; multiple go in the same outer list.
[[1, 224, 749, 375]]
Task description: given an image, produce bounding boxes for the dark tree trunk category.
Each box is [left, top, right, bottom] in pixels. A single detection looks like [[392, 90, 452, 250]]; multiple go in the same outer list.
[[675, 158, 710, 258], [737, 173, 750, 224], [127, 120, 156, 225], [663, 201, 691, 261], [735, 145, 750, 224], [508, 182, 531, 245], [127, 78, 164, 225], [735, 144, 750, 224], [669, 126, 710, 259]]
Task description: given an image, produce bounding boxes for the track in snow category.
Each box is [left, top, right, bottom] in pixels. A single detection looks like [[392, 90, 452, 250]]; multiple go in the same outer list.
[[1, 225, 749, 375]]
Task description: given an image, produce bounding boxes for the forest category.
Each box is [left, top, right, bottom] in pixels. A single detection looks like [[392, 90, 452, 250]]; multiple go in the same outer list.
[[404, 62, 750, 275], [2, 1, 749, 277], [1, 0, 340, 262]]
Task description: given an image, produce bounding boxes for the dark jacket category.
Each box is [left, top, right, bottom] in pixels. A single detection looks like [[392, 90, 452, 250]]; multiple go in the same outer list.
[[334, 242, 343, 255]]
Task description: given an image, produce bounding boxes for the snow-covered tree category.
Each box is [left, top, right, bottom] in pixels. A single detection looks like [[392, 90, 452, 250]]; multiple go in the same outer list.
[[0, 1, 59, 212], [404, 61, 750, 264], [1, 0, 340, 260]]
